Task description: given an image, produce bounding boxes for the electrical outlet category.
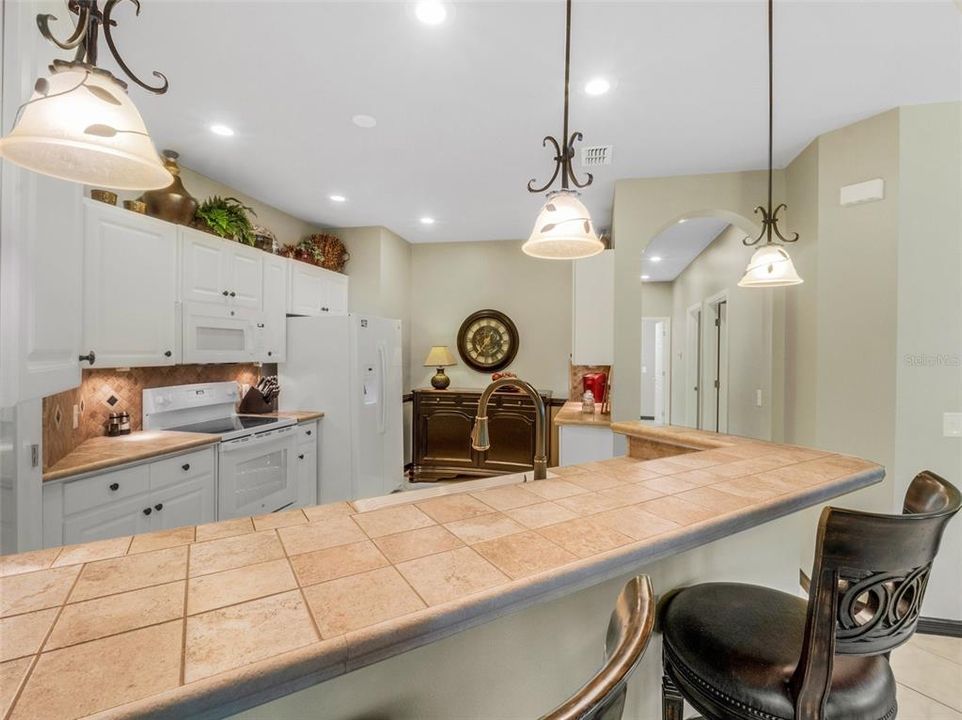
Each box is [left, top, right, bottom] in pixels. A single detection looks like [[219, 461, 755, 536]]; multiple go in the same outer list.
[[944, 412, 962, 438], [72, 404, 80, 429]]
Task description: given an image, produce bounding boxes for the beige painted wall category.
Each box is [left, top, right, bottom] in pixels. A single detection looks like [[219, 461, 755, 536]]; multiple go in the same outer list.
[[895, 103, 961, 619], [409, 240, 572, 396], [640, 282, 673, 318]]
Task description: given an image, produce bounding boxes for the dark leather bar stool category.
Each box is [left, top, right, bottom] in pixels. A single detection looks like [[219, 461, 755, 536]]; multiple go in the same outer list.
[[660, 470, 961, 720], [542, 575, 656, 720]]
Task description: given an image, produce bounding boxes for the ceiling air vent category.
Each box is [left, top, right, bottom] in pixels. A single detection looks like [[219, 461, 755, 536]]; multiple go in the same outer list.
[[581, 145, 612, 168]]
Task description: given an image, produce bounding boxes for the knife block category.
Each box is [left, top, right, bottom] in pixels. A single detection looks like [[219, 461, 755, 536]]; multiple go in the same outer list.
[[238, 387, 274, 414]]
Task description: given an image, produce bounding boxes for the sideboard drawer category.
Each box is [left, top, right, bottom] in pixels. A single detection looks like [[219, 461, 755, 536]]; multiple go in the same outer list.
[[63, 465, 150, 516]]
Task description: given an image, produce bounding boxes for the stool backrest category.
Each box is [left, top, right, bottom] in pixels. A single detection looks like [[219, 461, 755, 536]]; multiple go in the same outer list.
[[791, 470, 961, 719], [542, 575, 655, 720]]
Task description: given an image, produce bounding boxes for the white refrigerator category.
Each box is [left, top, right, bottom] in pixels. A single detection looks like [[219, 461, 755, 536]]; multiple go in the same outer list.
[[279, 315, 404, 502]]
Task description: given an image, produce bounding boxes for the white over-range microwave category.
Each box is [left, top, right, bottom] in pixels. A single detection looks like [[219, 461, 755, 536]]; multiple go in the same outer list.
[[182, 301, 267, 364]]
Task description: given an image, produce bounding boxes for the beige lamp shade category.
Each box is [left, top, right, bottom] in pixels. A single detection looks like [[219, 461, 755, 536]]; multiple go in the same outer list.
[[522, 190, 604, 260], [0, 67, 172, 190], [424, 346, 457, 367], [738, 244, 803, 288]]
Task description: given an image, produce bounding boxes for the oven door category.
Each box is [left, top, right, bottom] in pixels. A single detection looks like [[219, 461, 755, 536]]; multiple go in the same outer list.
[[217, 425, 297, 519]]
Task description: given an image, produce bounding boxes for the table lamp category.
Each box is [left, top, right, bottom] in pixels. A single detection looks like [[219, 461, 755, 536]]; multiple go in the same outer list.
[[424, 346, 457, 389]]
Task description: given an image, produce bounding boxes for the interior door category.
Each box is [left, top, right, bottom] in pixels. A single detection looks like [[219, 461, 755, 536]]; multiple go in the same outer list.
[[685, 307, 701, 429], [716, 301, 729, 433], [653, 320, 667, 425]]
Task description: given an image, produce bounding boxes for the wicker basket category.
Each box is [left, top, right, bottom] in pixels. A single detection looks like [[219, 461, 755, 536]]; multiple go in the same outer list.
[[280, 234, 350, 273]]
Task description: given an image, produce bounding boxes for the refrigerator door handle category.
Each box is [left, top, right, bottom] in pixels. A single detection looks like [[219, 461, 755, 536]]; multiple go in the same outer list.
[[377, 343, 387, 435]]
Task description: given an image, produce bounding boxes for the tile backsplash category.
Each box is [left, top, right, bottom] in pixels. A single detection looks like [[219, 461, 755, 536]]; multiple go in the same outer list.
[[569, 362, 612, 408], [42, 364, 265, 470]]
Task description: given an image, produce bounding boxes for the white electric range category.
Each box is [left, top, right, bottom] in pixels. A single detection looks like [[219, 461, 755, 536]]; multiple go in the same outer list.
[[143, 381, 299, 519]]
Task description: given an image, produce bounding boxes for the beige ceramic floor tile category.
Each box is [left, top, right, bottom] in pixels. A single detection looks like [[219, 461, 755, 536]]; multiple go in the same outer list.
[[395, 547, 509, 606], [47, 581, 184, 650], [303, 566, 425, 637], [188, 531, 284, 578], [896, 683, 962, 720], [352, 504, 436, 538], [676, 486, 754, 513], [252, 509, 308, 531], [0, 566, 81, 617], [593, 505, 680, 541], [128, 525, 195, 554], [416, 494, 495, 524], [523, 479, 589, 501], [445, 513, 526, 544], [194, 517, 254, 542], [0, 657, 32, 719], [372, 526, 464, 564], [277, 515, 368, 556], [10, 620, 182, 720], [290, 541, 389, 587], [597, 484, 664, 506], [0, 609, 58, 662], [187, 559, 296, 615], [565, 474, 626, 492], [891, 643, 962, 711], [303, 502, 354, 522], [185, 590, 317, 683], [0, 548, 61, 578], [52, 536, 131, 567], [538, 518, 634, 558], [909, 634, 962, 666], [638, 496, 716, 525], [554, 492, 630, 517], [504, 501, 578, 529], [71, 546, 186, 603], [473, 531, 576, 580], [469, 485, 544, 511]]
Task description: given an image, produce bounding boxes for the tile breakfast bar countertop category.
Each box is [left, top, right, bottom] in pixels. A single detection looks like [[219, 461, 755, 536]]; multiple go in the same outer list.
[[553, 400, 612, 427], [0, 426, 883, 720]]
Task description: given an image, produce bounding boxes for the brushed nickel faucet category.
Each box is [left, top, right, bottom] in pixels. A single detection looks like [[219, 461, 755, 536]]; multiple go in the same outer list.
[[471, 377, 547, 481]]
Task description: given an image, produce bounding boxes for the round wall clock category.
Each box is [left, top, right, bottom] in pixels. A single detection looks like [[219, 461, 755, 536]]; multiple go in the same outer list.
[[457, 309, 519, 373]]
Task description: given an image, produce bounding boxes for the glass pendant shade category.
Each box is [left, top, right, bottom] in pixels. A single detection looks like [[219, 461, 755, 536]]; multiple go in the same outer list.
[[0, 67, 171, 190], [738, 243, 803, 288], [522, 190, 604, 260]]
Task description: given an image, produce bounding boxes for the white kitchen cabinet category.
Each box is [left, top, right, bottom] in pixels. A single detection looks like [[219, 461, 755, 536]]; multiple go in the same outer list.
[[43, 447, 216, 547], [261, 255, 289, 362], [82, 200, 180, 368], [294, 420, 319, 507], [571, 249, 614, 366], [180, 227, 264, 310], [288, 261, 349, 317]]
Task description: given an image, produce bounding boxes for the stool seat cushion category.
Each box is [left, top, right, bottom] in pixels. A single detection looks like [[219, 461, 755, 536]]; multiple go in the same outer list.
[[662, 583, 897, 720]]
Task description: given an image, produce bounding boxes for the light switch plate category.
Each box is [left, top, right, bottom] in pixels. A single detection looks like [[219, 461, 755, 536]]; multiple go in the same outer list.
[[944, 412, 962, 438], [755, 389, 763, 408]]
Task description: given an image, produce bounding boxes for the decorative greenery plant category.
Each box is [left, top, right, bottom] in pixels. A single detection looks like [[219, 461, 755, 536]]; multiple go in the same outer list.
[[194, 196, 257, 245]]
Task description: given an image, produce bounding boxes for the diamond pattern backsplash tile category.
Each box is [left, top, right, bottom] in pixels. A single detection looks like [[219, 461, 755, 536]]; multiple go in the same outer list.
[[42, 364, 270, 471]]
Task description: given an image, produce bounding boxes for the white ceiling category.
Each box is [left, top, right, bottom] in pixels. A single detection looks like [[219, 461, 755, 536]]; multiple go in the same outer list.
[[92, 1, 961, 243], [641, 217, 730, 281]]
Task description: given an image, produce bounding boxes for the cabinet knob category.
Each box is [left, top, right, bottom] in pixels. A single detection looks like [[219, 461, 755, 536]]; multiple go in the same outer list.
[[154, 503, 164, 511], [267, 351, 273, 357], [108, 482, 120, 491], [305, 429, 312, 436], [181, 463, 190, 471], [298, 453, 305, 460], [164, 350, 172, 357], [256, 323, 265, 328], [79, 351, 96, 365], [143, 507, 152, 516], [321, 307, 329, 312], [229, 291, 236, 297], [222, 290, 229, 296]]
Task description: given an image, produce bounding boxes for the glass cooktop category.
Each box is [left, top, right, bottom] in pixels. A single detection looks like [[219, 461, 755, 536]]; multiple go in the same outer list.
[[168, 416, 283, 435]]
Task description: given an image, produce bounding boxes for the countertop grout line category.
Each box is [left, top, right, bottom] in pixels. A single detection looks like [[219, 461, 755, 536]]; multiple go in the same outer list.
[[277, 529, 325, 645], [179, 543, 191, 686]]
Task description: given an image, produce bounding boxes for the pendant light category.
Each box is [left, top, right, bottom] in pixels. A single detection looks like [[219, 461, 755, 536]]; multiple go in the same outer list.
[[738, 0, 803, 288], [522, 0, 603, 260], [0, 0, 172, 191]]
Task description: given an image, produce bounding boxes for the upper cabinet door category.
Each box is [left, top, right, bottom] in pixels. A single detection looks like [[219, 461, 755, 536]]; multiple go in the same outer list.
[[325, 272, 349, 316], [226, 243, 264, 310], [262, 255, 289, 362], [83, 201, 179, 368], [288, 261, 326, 316], [571, 249, 615, 366], [181, 227, 230, 305]]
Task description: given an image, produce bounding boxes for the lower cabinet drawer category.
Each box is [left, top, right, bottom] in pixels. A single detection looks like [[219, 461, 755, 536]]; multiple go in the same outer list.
[[62, 465, 150, 516], [150, 448, 215, 490], [297, 422, 318, 446]]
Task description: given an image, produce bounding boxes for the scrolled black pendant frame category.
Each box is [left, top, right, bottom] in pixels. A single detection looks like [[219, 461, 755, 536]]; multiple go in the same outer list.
[[527, 0, 593, 195], [745, 0, 798, 248], [37, 0, 168, 94]]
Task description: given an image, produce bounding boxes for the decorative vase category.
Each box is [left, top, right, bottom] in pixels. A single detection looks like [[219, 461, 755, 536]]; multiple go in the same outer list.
[[139, 150, 198, 225], [431, 368, 451, 390]]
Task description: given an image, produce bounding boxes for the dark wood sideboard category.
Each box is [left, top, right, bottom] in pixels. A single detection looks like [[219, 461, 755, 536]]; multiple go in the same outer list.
[[411, 387, 553, 482]]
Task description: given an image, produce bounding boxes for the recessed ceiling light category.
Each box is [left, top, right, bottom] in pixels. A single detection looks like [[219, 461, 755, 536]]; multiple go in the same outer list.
[[415, 1, 447, 25], [584, 77, 611, 96], [352, 114, 377, 128], [420, 217, 436, 225], [641, 274, 651, 280], [209, 124, 234, 137], [649, 256, 662, 263], [677, 218, 688, 224], [329, 194, 346, 203]]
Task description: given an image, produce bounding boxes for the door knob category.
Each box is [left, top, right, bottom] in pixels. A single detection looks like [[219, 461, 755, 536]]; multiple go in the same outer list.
[[143, 507, 152, 516], [108, 482, 119, 491], [78, 351, 96, 365]]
